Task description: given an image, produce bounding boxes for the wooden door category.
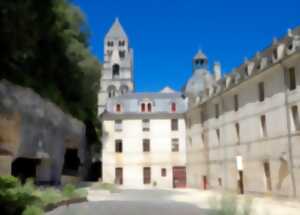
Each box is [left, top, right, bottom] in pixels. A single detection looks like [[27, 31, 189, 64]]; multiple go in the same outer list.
[[115, 167, 123, 185], [173, 166, 186, 188]]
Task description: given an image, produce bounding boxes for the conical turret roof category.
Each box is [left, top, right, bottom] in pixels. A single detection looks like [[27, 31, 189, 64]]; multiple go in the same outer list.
[[105, 18, 127, 39]]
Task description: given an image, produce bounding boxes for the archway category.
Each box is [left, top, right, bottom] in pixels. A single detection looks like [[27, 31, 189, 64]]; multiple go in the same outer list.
[[11, 157, 40, 184]]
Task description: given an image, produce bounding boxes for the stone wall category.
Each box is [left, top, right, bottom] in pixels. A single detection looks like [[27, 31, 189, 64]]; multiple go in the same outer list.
[[0, 79, 86, 184]]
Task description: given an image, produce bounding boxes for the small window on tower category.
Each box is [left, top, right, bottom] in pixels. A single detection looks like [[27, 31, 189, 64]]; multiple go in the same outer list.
[[147, 103, 152, 112], [119, 51, 125, 58], [116, 104, 122, 112], [119, 40, 125, 46], [107, 41, 114, 47], [112, 64, 120, 78], [141, 103, 146, 112]]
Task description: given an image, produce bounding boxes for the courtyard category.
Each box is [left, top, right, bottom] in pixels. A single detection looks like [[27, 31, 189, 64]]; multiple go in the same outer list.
[[47, 189, 300, 215]]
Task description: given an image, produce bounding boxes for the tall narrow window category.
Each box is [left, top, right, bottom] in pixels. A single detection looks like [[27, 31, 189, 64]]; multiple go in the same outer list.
[[142, 119, 150, 131], [234, 94, 239, 112], [258, 82, 265, 102], [141, 103, 146, 112], [161, 168, 167, 177], [115, 139, 123, 153], [171, 138, 179, 152], [235, 123, 240, 144], [292, 105, 300, 131], [147, 103, 152, 112], [171, 119, 178, 131], [288, 67, 296, 91], [143, 167, 151, 184], [171, 102, 176, 112], [112, 64, 120, 78], [200, 110, 205, 124], [216, 129, 220, 144], [215, 104, 219, 119], [260, 115, 267, 138], [115, 120, 122, 132], [143, 139, 150, 152], [116, 104, 121, 112]]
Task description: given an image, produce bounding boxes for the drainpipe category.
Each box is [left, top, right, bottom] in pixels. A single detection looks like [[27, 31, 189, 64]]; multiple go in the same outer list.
[[280, 62, 297, 198]]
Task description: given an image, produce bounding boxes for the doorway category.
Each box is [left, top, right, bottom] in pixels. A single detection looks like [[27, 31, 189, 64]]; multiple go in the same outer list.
[[173, 166, 186, 188], [11, 158, 40, 184], [202, 175, 208, 190], [115, 167, 123, 185]]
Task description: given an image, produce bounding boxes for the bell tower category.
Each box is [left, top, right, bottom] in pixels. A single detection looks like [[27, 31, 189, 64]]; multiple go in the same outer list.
[[98, 18, 134, 115]]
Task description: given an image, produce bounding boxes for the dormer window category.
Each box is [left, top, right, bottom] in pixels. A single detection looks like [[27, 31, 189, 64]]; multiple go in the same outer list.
[[147, 103, 152, 112], [171, 102, 176, 112], [116, 104, 122, 112]]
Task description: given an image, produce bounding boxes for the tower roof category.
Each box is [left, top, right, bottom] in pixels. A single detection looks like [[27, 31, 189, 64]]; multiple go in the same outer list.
[[105, 18, 127, 40], [193, 50, 207, 60]]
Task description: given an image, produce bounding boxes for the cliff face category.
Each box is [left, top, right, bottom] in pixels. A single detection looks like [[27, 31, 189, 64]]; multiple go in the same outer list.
[[0, 79, 86, 183]]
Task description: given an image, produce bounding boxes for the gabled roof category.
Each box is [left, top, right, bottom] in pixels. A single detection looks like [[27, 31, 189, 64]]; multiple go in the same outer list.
[[105, 18, 127, 40]]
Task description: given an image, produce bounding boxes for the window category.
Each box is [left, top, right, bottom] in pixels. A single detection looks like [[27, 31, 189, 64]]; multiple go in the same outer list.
[[142, 119, 150, 131], [141, 103, 146, 112], [171, 138, 179, 152], [143, 167, 151, 184], [171, 102, 176, 112], [116, 104, 122, 112], [119, 51, 125, 58], [115, 139, 123, 153], [288, 67, 296, 91], [107, 85, 117, 98], [235, 123, 240, 144], [215, 104, 219, 119], [171, 119, 178, 131], [216, 129, 220, 144], [218, 177, 222, 186], [147, 103, 152, 112], [119, 40, 125, 46], [143, 139, 150, 152], [260, 115, 267, 137], [120, 85, 129, 95], [107, 41, 113, 47], [200, 110, 205, 124], [112, 64, 120, 78], [115, 120, 122, 132], [292, 105, 300, 131], [234, 94, 239, 112], [161, 168, 167, 177], [258, 82, 265, 102], [201, 133, 205, 146], [273, 48, 278, 60]]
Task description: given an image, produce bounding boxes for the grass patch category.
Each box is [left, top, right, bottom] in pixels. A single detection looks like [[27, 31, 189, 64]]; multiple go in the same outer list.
[[91, 182, 118, 192]]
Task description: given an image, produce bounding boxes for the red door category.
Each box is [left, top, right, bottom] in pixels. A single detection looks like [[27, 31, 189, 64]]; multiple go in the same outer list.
[[173, 166, 186, 188]]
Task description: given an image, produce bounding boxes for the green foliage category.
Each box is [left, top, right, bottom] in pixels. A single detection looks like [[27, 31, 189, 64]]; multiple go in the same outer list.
[[36, 188, 64, 206], [22, 205, 44, 215], [62, 184, 76, 198], [0, 0, 101, 123], [0, 176, 41, 215], [209, 194, 252, 215], [91, 182, 118, 192]]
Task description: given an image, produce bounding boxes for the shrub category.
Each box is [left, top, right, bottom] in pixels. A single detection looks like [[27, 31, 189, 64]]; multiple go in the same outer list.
[[37, 188, 64, 206], [62, 184, 76, 198], [91, 182, 118, 192], [22, 205, 44, 215]]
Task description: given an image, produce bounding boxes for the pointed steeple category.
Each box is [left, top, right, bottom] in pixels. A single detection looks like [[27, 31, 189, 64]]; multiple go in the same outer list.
[[105, 18, 127, 40]]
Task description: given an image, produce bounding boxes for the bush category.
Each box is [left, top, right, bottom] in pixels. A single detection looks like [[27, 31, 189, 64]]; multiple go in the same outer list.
[[62, 184, 76, 198], [91, 182, 118, 192], [22, 205, 43, 215], [37, 188, 64, 206]]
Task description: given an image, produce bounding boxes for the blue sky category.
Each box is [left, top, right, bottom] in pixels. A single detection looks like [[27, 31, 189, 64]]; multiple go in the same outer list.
[[73, 0, 300, 92]]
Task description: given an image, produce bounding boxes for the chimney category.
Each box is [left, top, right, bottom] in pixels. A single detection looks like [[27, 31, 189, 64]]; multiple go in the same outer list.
[[213, 61, 222, 81]]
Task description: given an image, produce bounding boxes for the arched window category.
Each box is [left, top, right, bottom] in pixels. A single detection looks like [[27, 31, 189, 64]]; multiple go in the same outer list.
[[107, 85, 117, 98], [107, 41, 114, 47], [147, 103, 152, 112], [119, 51, 125, 58], [171, 102, 176, 112], [120, 85, 129, 95], [112, 64, 120, 78], [119, 40, 125, 46], [116, 104, 122, 112], [141, 103, 146, 112]]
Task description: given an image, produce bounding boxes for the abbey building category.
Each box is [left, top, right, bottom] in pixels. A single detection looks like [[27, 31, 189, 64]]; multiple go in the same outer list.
[[99, 19, 300, 198]]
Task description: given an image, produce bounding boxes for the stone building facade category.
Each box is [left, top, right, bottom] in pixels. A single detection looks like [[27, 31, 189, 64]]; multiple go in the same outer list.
[[184, 27, 300, 198]]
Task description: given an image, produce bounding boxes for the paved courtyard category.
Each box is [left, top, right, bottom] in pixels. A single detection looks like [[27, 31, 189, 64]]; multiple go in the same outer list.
[[47, 189, 300, 215]]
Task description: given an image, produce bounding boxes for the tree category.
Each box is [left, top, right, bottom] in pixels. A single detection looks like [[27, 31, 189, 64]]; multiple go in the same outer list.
[[0, 0, 101, 122]]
